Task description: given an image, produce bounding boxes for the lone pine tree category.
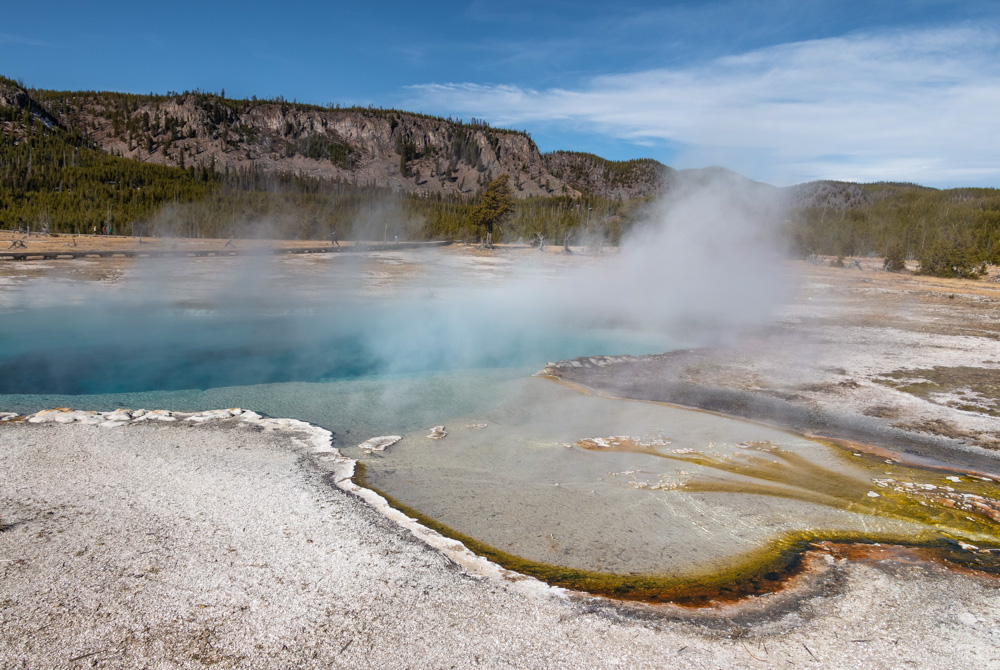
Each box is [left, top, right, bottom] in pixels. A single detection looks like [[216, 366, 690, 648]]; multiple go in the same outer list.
[[470, 173, 513, 247]]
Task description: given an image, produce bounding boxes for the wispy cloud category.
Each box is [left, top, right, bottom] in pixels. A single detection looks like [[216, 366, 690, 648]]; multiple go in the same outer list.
[[405, 26, 1000, 187], [0, 32, 48, 48]]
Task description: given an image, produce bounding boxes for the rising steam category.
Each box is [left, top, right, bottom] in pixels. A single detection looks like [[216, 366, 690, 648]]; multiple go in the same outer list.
[[0, 172, 793, 400]]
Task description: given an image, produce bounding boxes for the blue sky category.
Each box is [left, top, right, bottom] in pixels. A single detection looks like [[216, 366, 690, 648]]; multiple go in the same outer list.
[[2, 0, 999, 187]]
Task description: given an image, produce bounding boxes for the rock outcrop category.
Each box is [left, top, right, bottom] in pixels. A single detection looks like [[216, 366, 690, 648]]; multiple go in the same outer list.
[[28, 88, 581, 198]]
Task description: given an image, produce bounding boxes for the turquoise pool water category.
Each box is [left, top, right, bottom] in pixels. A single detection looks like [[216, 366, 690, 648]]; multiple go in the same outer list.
[[0, 250, 678, 441], [9, 250, 988, 584]]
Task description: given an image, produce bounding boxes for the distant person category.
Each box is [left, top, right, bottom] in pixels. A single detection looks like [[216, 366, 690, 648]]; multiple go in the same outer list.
[[331, 228, 339, 246], [394, 228, 399, 245]]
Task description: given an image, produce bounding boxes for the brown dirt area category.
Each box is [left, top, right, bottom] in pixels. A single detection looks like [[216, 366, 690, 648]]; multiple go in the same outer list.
[[0, 229, 355, 254], [0, 230, 611, 257]]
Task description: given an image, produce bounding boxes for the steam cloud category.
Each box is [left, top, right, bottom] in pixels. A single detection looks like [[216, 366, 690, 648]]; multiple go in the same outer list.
[[0, 173, 793, 401], [593, 170, 791, 331]]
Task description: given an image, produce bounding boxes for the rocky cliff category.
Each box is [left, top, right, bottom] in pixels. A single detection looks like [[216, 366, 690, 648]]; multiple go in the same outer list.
[[30, 88, 589, 199], [5, 79, 949, 209], [0, 77, 60, 134]]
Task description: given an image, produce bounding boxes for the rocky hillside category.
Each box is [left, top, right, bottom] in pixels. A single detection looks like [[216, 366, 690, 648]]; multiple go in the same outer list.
[[783, 180, 940, 210], [28, 87, 589, 199], [11, 78, 945, 208], [543, 151, 673, 200], [11, 75, 998, 268], [0, 77, 59, 135], [29, 85, 753, 202]]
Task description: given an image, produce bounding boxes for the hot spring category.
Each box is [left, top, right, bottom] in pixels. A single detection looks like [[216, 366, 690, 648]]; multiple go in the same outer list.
[[3, 247, 999, 604], [0, 249, 683, 438]]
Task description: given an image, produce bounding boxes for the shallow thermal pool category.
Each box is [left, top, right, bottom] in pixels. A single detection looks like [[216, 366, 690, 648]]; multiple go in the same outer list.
[[2, 248, 999, 600], [350, 375, 1000, 581]]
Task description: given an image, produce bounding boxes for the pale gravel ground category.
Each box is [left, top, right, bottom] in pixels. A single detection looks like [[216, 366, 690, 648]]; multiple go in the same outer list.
[[550, 259, 1000, 461], [3, 419, 1000, 669]]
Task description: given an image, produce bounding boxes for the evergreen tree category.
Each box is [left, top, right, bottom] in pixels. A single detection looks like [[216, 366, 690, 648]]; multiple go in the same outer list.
[[469, 174, 513, 247], [883, 244, 907, 272]]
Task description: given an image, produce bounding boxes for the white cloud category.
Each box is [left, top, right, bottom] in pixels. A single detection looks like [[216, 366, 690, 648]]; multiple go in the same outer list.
[[0, 33, 47, 47], [405, 26, 1000, 187]]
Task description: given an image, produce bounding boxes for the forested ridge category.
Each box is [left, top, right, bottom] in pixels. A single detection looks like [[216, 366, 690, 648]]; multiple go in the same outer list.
[[790, 182, 1000, 276], [2, 75, 999, 276], [0, 101, 638, 243], [1, 77, 217, 234], [23, 82, 576, 199], [0, 76, 659, 243]]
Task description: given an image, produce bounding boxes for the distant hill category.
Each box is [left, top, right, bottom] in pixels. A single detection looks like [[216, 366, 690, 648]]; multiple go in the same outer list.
[[542, 151, 672, 200], [3, 74, 999, 272], [0, 76, 727, 240], [783, 180, 939, 210], [1, 76, 218, 235], [0, 80, 59, 131], [29, 86, 581, 199], [788, 180, 1000, 272], [12, 75, 939, 208], [24, 84, 756, 202]]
